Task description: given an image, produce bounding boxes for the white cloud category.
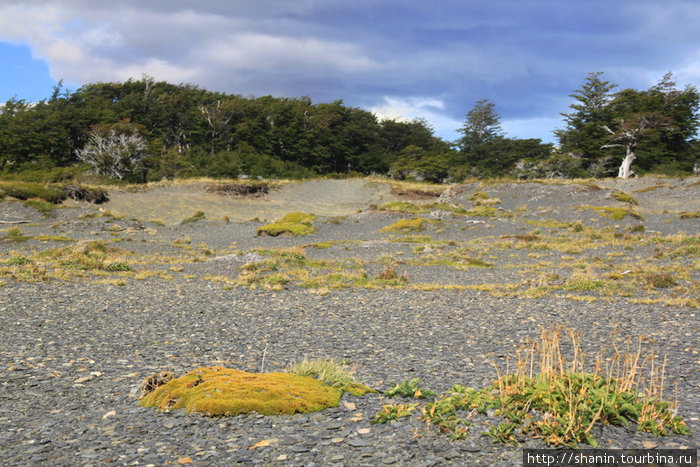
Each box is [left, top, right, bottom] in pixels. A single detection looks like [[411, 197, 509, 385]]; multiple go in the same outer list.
[[0, 2, 377, 89], [371, 96, 462, 141]]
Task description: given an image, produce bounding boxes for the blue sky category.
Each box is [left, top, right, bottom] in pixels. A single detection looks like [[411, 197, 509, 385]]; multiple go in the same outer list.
[[1, 0, 699, 144]]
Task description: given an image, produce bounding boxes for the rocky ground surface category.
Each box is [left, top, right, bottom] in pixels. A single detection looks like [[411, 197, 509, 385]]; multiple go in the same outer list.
[[0, 177, 698, 465]]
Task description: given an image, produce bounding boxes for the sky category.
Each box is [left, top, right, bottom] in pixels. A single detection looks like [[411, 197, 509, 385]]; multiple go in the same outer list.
[[1, 0, 699, 144]]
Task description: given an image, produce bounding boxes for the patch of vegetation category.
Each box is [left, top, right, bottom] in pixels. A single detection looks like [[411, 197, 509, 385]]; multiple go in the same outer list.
[[204, 181, 270, 196], [646, 272, 677, 288], [465, 205, 502, 217], [41, 240, 132, 272], [611, 190, 639, 205], [33, 234, 73, 242], [633, 184, 673, 193], [288, 358, 374, 396], [384, 325, 690, 448], [23, 199, 58, 216], [0, 181, 66, 203], [384, 378, 437, 399], [1, 227, 30, 243], [372, 403, 419, 424], [578, 205, 643, 221], [180, 210, 206, 224], [377, 202, 467, 215], [380, 217, 427, 233], [257, 212, 316, 237], [139, 366, 343, 416], [679, 212, 700, 219]]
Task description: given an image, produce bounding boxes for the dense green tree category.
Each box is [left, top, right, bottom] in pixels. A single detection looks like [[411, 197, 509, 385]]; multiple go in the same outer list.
[[602, 73, 699, 176], [457, 99, 503, 154], [555, 72, 618, 169]]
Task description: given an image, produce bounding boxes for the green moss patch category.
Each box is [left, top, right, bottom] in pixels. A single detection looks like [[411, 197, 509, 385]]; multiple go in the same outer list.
[[257, 212, 316, 237], [578, 205, 643, 221], [377, 202, 467, 215], [380, 217, 427, 233], [611, 190, 639, 205], [139, 366, 342, 416]]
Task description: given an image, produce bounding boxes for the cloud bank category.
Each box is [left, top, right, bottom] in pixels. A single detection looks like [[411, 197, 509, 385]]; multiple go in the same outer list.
[[1, 0, 698, 142]]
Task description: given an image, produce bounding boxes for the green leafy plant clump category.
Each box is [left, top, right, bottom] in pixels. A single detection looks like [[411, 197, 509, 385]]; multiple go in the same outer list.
[[375, 325, 690, 448], [384, 378, 437, 399], [372, 403, 419, 424], [257, 212, 316, 237]]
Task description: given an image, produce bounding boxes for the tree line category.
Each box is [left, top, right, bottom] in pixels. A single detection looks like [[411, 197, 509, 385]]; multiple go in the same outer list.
[[0, 72, 697, 183]]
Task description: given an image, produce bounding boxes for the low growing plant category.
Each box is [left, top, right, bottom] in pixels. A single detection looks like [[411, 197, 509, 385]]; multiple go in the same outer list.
[[384, 378, 437, 399]]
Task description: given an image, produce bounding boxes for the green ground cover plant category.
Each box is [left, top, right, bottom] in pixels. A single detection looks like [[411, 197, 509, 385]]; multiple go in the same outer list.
[[578, 205, 643, 221], [257, 212, 316, 236], [380, 217, 427, 233], [373, 325, 690, 448]]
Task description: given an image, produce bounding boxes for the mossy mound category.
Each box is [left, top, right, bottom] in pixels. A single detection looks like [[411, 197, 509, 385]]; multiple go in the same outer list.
[[139, 366, 342, 416], [380, 217, 427, 233], [257, 212, 316, 237]]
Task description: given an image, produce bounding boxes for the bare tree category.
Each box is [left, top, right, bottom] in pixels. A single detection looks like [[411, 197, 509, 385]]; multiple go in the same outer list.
[[76, 128, 147, 180], [602, 115, 670, 179]]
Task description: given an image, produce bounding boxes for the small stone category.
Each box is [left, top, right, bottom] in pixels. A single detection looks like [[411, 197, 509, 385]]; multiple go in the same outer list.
[[102, 410, 116, 420], [176, 457, 193, 464], [74, 375, 93, 383], [343, 402, 356, 411], [277, 454, 287, 461], [357, 428, 371, 435], [331, 438, 344, 444], [347, 438, 368, 447], [642, 441, 657, 449]]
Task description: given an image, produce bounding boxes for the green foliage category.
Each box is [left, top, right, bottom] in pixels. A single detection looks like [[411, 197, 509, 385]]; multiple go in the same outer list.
[[372, 403, 419, 424], [557, 72, 699, 176], [374, 326, 690, 447], [23, 199, 57, 216], [612, 190, 639, 205], [2, 227, 30, 243], [1, 73, 695, 181], [288, 358, 374, 396], [578, 205, 643, 221], [0, 181, 67, 203], [384, 378, 437, 399], [257, 212, 316, 237]]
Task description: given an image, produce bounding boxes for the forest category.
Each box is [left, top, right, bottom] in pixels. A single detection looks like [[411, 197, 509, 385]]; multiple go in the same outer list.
[[0, 72, 697, 183]]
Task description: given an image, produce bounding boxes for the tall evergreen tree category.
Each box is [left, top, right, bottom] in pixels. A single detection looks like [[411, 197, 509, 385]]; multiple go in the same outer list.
[[555, 72, 617, 169]]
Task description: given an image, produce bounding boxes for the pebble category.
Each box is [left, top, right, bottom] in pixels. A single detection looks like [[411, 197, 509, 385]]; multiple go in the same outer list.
[[0, 194, 697, 465]]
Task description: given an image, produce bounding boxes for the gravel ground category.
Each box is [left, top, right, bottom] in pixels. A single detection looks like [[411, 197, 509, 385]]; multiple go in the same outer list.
[[0, 178, 698, 465]]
